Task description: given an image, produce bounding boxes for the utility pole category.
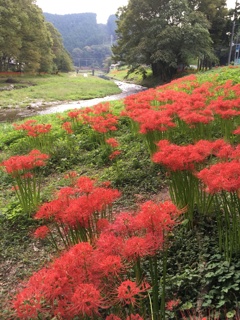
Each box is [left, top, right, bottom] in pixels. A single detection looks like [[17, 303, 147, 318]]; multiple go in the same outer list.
[[228, 0, 239, 65]]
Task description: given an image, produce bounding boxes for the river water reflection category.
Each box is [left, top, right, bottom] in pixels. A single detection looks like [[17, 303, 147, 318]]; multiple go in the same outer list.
[[0, 81, 147, 122]]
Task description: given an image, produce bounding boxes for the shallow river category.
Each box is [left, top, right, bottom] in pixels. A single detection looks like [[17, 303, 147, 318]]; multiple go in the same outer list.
[[0, 81, 147, 122]]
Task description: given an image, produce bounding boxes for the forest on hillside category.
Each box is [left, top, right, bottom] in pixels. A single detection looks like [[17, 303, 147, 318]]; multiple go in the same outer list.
[[44, 13, 117, 70], [43, 0, 240, 80], [1, 0, 239, 78]]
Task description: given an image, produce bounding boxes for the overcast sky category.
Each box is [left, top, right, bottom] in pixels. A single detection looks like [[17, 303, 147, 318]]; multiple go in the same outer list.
[[35, 0, 129, 24], [36, 0, 236, 24]]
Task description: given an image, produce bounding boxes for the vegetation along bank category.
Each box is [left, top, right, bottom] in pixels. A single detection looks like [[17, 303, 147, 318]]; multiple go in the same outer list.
[[0, 66, 240, 319]]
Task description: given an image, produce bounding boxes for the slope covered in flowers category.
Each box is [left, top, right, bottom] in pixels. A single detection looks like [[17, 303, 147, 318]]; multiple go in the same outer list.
[[1, 66, 240, 319]]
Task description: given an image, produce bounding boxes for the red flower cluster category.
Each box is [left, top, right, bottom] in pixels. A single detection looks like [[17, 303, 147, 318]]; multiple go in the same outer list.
[[14, 196, 180, 319], [82, 103, 119, 133], [122, 75, 239, 137], [197, 160, 240, 193], [166, 299, 181, 311], [105, 137, 122, 160], [152, 139, 236, 171], [35, 176, 121, 238], [233, 126, 240, 135], [0, 149, 49, 175], [62, 121, 73, 134], [98, 200, 181, 261], [117, 280, 149, 306], [33, 225, 50, 239], [13, 119, 52, 137], [106, 137, 119, 148]]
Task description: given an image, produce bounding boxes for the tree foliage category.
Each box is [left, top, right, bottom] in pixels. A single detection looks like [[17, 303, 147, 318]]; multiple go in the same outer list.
[[112, 0, 226, 80], [0, 0, 73, 73]]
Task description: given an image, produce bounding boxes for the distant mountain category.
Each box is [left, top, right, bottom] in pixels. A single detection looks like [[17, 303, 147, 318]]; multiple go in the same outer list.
[[43, 13, 117, 68]]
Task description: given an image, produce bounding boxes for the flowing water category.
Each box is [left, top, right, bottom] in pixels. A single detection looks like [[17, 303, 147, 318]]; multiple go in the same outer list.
[[0, 81, 147, 122]]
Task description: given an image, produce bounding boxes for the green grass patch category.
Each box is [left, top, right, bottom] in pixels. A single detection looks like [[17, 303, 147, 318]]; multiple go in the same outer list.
[[0, 72, 121, 109]]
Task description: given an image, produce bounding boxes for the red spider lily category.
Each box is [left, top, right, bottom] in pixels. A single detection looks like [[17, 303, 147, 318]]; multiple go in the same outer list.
[[34, 198, 67, 220], [192, 81, 214, 98], [13, 288, 43, 319], [81, 102, 119, 133], [13, 119, 37, 130], [76, 176, 96, 194], [55, 186, 80, 199], [91, 252, 124, 278], [62, 121, 73, 134], [33, 225, 50, 239], [231, 144, 240, 160], [116, 280, 150, 306], [122, 236, 154, 261], [14, 199, 180, 319], [35, 177, 121, 245], [207, 139, 232, 158], [233, 127, 240, 135], [166, 299, 181, 311], [13, 120, 52, 137], [197, 160, 240, 193], [60, 196, 93, 228], [136, 200, 180, 235], [96, 218, 110, 232], [0, 150, 49, 214], [13, 242, 98, 319], [109, 150, 122, 160], [110, 211, 138, 236], [67, 109, 82, 119], [123, 89, 180, 134], [90, 114, 119, 133], [96, 232, 124, 256], [209, 96, 240, 119], [69, 283, 102, 317], [152, 140, 206, 171], [106, 137, 119, 148], [0, 149, 49, 175], [88, 187, 121, 213]]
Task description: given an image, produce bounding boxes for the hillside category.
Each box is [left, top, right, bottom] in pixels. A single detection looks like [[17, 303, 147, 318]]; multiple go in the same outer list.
[[44, 13, 117, 68]]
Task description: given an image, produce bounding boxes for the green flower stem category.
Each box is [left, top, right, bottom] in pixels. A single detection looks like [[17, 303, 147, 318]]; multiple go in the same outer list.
[[55, 223, 69, 249], [160, 245, 167, 320], [149, 256, 160, 320]]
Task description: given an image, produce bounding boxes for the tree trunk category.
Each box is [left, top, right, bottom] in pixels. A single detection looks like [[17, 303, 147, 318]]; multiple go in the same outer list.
[[151, 62, 177, 82]]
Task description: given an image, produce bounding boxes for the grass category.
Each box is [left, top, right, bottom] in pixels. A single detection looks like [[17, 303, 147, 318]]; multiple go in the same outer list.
[[108, 66, 199, 88], [0, 72, 121, 109]]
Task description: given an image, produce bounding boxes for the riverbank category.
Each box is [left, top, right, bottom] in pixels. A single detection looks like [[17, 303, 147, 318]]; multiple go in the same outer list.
[[0, 80, 147, 122], [0, 72, 121, 110]]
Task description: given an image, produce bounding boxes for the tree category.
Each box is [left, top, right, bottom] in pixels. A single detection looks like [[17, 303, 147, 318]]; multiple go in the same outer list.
[[188, 0, 229, 66], [16, 0, 55, 72], [0, 0, 22, 71], [46, 22, 73, 72], [107, 15, 118, 43], [0, 0, 72, 73], [72, 48, 83, 67], [112, 0, 217, 80]]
